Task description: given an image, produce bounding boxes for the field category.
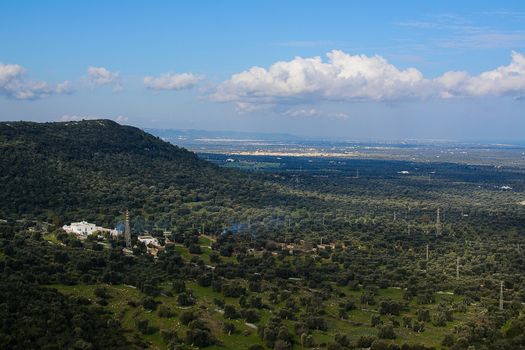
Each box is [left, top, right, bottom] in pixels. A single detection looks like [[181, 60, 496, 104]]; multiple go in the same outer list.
[[48, 242, 484, 350]]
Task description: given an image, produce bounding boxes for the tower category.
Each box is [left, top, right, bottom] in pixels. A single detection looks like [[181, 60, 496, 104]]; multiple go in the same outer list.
[[124, 209, 131, 248], [435, 208, 441, 236], [499, 281, 504, 311]]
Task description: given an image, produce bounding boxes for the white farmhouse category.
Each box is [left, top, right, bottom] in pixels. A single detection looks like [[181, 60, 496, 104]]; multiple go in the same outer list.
[[62, 221, 118, 239], [62, 221, 98, 237]]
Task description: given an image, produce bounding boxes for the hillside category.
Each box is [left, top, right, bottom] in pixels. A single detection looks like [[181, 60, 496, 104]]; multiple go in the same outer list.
[[0, 120, 298, 229]]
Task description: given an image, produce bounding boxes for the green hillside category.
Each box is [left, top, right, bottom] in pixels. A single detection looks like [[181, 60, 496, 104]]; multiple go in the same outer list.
[[0, 120, 299, 229]]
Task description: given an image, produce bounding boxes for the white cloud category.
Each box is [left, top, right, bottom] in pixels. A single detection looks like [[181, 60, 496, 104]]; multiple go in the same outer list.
[[60, 114, 129, 123], [439, 51, 525, 97], [56, 80, 75, 94], [87, 66, 122, 91], [212, 50, 431, 111], [0, 62, 71, 100], [212, 50, 525, 112], [144, 72, 203, 91]]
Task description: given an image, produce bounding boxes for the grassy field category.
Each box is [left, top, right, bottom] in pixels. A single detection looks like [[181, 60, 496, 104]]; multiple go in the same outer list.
[[49, 280, 476, 349], [46, 244, 479, 349], [43, 232, 59, 244]]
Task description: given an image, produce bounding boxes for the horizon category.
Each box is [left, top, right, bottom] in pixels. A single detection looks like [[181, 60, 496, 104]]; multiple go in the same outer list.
[[4, 118, 525, 145], [2, 1, 525, 140]]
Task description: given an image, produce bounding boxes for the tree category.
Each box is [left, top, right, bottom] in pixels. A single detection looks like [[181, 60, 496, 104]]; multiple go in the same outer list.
[[377, 324, 396, 339], [172, 280, 186, 293], [142, 296, 159, 311], [223, 322, 236, 335], [371, 314, 382, 327], [417, 309, 431, 323], [177, 292, 195, 306], [224, 305, 240, 319], [441, 334, 454, 347], [158, 305, 173, 318]]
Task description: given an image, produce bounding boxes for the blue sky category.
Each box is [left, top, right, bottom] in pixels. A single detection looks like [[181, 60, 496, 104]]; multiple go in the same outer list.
[[1, 1, 525, 140]]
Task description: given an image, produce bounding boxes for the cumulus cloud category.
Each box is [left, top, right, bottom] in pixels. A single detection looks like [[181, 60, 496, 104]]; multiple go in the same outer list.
[[212, 50, 430, 110], [438, 51, 525, 98], [144, 72, 203, 91], [0, 63, 71, 100], [60, 114, 129, 123], [87, 66, 122, 91], [212, 50, 525, 112]]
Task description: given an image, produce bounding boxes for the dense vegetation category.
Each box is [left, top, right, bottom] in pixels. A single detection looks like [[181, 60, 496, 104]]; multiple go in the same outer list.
[[1, 120, 525, 349]]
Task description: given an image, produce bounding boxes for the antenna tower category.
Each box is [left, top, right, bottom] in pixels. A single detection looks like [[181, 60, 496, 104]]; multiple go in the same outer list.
[[499, 281, 504, 310], [435, 208, 441, 236], [124, 209, 131, 248]]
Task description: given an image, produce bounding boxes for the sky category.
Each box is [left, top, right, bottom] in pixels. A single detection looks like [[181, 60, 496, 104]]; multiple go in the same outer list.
[[1, 0, 525, 141]]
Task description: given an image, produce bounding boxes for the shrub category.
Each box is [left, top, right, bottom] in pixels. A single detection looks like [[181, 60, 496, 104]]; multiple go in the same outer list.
[[378, 324, 396, 339]]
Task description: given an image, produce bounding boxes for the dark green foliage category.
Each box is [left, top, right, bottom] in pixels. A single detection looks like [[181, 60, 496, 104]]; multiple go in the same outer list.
[[356, 336, 376, 348], [379, 299, 406, 316], [224, 305, 240, 319], [186, 320, 216, 347], [441, 334, 454, 347], [142, 296, 160, 310], [158, 305, 174, 318], [172, 280, 186, 293], [378, 324, 396, 339], [417, 309, 431, 323], [0, 279, 130, 349], [240, 308, 260, 323], [177, 292, 195, 306], [179, 311, 196, 325], [223, 322, 236, 335]]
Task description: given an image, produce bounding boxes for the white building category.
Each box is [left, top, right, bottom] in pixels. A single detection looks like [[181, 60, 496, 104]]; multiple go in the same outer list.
[[137, 235, 160, 247], [62, 221, 118, 239]]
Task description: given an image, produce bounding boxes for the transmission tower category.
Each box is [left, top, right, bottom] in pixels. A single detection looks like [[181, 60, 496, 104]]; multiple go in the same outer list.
[[500, 281, 504, 311], [124, 209, 131, 248], [435, 208, 441, 236]]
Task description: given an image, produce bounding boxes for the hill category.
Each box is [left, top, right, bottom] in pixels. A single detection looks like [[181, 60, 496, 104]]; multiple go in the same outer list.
[[0, 120, 296, 229]]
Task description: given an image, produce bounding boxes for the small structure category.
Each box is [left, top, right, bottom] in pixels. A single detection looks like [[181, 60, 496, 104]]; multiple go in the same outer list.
[[62, 221, 118, 239], [137, 235, 160, 247]]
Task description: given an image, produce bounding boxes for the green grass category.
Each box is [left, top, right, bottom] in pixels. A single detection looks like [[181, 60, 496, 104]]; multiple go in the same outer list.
[[47, 283, 266, 349], [43, 232, 59, 244], [46, 275, 479, 349]]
